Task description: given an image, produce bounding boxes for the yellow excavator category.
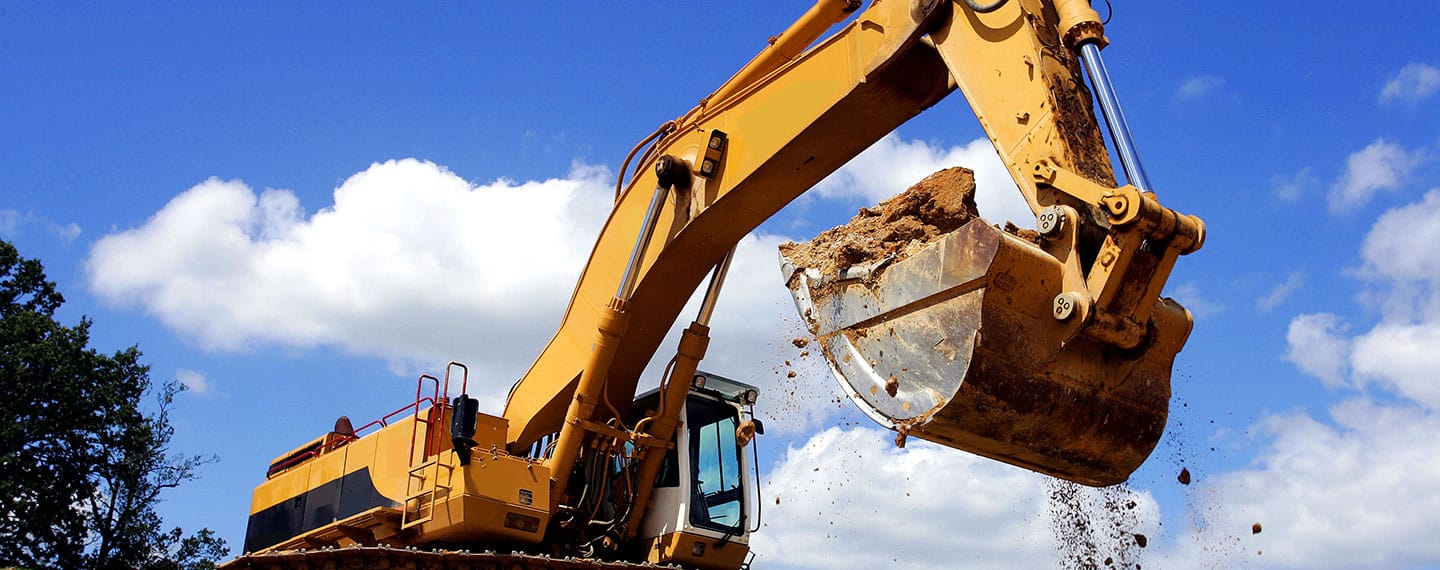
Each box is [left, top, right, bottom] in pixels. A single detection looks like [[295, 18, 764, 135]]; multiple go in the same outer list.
[[223, 1, 1204, 568]]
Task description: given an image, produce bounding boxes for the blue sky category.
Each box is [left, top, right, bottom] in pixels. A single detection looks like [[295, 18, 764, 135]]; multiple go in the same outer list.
[[4, 1, 1440, 568]]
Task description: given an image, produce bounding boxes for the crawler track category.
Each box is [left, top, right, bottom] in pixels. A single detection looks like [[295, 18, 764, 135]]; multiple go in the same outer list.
[[221, 546, 677, 570]]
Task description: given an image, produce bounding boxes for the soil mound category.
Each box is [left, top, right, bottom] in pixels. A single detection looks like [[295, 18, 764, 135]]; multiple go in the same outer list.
[[780, 167, 980, 276]]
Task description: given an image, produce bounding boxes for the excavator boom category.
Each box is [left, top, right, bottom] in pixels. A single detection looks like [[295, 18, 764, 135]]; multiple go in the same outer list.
[[503, 0, 1201, 484]]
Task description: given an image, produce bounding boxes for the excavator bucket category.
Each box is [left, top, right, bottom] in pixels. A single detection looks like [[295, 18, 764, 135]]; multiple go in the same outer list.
[[779, 169, 1191, 487]]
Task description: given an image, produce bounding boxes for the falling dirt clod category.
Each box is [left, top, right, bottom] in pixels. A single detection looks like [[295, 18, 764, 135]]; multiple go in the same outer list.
[[1177, 467, 1192, 486]]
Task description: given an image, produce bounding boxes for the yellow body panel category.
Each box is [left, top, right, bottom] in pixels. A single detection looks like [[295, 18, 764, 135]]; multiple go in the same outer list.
[[246, 406, 551, 554], [646, 532, 749, 570]]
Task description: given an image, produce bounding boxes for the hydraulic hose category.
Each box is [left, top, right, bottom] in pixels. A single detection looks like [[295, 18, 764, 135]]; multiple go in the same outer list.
[[614, 121, 676, 201], [964, 0, 1007, 13]]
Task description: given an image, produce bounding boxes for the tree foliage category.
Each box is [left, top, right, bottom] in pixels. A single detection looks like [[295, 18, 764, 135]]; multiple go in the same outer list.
[[0, 239, 228, 569]]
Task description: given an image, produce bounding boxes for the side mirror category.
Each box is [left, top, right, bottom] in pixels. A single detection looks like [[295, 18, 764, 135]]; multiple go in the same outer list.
[[450, 395, 479, 465], [751, 419, 765, 436]]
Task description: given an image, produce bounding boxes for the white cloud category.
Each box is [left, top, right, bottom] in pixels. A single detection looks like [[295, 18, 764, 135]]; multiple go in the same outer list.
[[51, 222, 81, 243], [1271, 167, 1316, 202], [1175, 75, 1225, 101], [1284, 313, 1351, 389], [1167, 281, 1226, 319], [1256, 187, 1440, 567], [1171, 400, 1440, 569], [1380, 63, 1440, 107], [89, 134, 1025, 417], [1352, 323, 1440, 410], [1256, 271, 1306, 313], [175, 368, 212, 396], [0, 209, 82, 244], [751, 426, 1161, 569], [0, 209, 20, 236], [1329, 139, 1425, 213], [87, 159, 616, 405], [85, 132, 1048, 420], [812, 134, 1034, 228], [643, 231, 843, 437], [1359, 189, 1440, 292]]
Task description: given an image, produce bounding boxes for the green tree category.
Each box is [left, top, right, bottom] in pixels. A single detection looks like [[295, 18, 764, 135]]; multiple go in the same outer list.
[[0, 239, 228, 569]]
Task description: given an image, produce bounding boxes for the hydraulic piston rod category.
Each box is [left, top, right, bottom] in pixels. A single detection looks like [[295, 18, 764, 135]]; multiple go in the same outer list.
[[1078, 42, 1152, 193]]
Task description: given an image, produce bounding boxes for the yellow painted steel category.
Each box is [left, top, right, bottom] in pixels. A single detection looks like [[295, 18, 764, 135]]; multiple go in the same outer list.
[[623, 322, 710, 539], [503, 0, 1200, 452], [505, 0, 954, 450], [248, 406, 551, 552], [646, 532, 749, 570], [707, 0, 860, 106], [409, 447, 552, 544]]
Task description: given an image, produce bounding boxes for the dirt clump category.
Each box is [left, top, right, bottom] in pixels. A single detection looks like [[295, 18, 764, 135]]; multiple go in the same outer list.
[[884, 375, 900, 397], [791, 337, 810, 348], [1177, 467, 1192, 486], [1251, 522, 1262, 534], [1004, 220, 1043, 245], [780, 167, 979, 278]]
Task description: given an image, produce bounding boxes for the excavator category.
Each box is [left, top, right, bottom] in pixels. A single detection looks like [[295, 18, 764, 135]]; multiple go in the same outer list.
[[222, 0, 1204, 568]]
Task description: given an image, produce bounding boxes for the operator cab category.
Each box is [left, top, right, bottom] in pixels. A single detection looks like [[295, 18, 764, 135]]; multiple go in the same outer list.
[[630, 371, 761, 568]]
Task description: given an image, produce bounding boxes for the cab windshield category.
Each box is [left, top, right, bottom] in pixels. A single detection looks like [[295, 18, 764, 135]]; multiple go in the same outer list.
[[686, 395, 745, 534]]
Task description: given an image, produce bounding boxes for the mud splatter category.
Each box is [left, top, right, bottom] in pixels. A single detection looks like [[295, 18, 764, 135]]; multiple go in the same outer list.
[[1049, 480, 1146, 569]]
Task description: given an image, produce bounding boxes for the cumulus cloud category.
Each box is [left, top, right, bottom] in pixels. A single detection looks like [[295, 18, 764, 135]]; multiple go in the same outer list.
[[1329, 139, 1425, 213], [86, 134, 1019, 415], [1358, 189, 1440, 295], [1175, 75, 1225, 102], [1167, 282, 1226, 319], [751, 427, 1160, 569], [1271, 167, 1317, 202], [0, 209, 82, 244], [811, 134, 1033, 228], [1168, 400, 1440, 569], [1284, 313, 1351, 389], [87, 159, 616, 404], [1342, 190, 1440, 409], [649, 231, 841, 437], [1380, 63, 1440, 107], [1351, 324, 1440, 410], [1251, 186, 1440, 567], [175, 368, 212, 396], [1256, 271, 1306, 313]]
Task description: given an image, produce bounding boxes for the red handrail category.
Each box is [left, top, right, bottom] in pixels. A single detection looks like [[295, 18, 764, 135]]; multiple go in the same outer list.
[[266, 366, 467, 478], [264, 363, 477, 478]]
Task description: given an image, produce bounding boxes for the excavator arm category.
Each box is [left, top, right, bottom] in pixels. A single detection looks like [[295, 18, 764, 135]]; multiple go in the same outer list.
[[506, 0, 1200, 481]]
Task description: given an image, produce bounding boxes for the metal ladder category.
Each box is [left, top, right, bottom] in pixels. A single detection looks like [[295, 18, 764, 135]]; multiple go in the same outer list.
[[399, 363, 470, 530], [402, 458, 454, 529]]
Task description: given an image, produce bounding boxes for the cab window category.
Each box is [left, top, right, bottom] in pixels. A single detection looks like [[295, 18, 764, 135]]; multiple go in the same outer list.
[[686, 396, 744, 534]]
